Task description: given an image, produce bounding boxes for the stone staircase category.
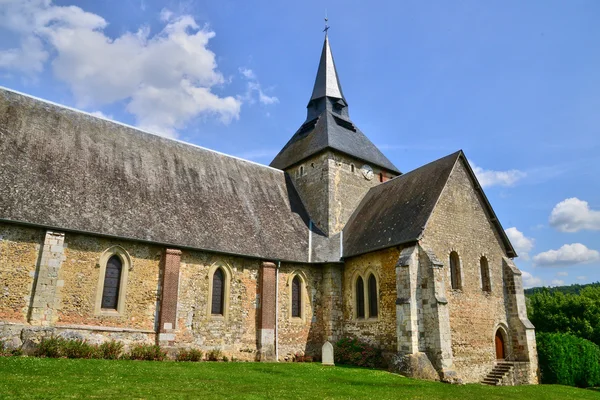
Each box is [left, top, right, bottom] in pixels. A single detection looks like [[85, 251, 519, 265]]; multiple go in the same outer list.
[[482, 361, 514, 386]]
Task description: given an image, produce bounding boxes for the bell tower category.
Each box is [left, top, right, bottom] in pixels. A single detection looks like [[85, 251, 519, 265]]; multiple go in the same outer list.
[[270, 32, 401, 236]]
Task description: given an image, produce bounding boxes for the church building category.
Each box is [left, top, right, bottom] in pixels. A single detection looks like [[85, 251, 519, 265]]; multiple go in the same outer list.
[[0, 33, 537, 384]]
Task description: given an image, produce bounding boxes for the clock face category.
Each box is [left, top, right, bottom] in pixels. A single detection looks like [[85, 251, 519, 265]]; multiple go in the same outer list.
[[361, 164, 374, 180]]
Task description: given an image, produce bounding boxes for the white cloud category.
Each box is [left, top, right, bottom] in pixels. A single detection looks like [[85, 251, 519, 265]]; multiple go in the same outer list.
[[533, 243, 600, 267], [470, 162, 526, 188], [521, 270, 542, 288], [549, 197, 600, 232], [239, 67, 279, 105], [505, 227, 534, 260], [550, 279, 565, 287], [0, 1, 243, 138], [89, 110, 113, 120], [577, 276, 587, 281], [556, 271, 568, 277]]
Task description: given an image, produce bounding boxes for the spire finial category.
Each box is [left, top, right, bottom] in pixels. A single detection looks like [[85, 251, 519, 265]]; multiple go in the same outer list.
[[323, 11, 329, 35]]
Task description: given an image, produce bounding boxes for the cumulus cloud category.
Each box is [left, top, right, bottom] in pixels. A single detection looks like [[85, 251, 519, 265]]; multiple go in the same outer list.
[[577, 276, 588, 281], [521, 270, 542, 288], [505, 227, 534, 260], [533, 243, 600, 267], [550, 279, 565, 287], [239, 67, 279, 105], [556, 271, 568, 277], [549, 197, 600, 232], [0, 0, 247, 138], [470, 162, 526, 188]]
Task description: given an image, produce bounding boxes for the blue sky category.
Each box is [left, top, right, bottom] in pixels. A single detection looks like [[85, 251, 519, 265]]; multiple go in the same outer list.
[[1, 0, 599, 287]]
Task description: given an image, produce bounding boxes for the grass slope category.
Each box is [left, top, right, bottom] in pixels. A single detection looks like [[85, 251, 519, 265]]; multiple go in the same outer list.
[[0, 358, 597, 399]]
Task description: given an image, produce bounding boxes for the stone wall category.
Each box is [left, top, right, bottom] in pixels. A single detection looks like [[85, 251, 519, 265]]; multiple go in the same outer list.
[[342, 247, 399, 355], [59, 234, 162, 330], [420, 157, 531, 383], [287, 151, 396, 236], [276, 263, 326, 360], [0, 223, 43, 323]]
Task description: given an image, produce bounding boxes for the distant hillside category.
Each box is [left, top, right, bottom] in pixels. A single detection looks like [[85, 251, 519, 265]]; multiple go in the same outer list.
[[525, 282, 600, 296]]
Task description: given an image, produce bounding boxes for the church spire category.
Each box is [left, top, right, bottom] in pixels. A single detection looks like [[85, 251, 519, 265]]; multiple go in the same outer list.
[[309, 34, 346, 103], [306, 33, 348, 121]]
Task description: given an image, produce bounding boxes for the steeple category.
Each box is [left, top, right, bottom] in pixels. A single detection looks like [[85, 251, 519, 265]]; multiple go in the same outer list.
[[270, 33, 399, 175], [306, 35, 349, 121]]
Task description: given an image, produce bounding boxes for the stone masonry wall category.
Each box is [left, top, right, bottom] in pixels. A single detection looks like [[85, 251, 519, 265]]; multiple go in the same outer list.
[[342, 247, 399, 355], [287, 151, 396, 236], [176, 252, 260, 361], [420, 158, 518, 383], [277, 263, 327, 360], [0, 223, 43, 323], [58, 234, 162, 330]]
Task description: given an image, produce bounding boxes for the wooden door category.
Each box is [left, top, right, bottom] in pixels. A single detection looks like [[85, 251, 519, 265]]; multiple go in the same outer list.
[[495, 331, 505, 360]]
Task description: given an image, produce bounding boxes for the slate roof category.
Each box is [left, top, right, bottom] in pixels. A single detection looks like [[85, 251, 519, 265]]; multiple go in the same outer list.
[[270, 111, 400, 173], [309, 35, 346, 102], [0, 88, 312, 262], [270, 35, 400, 174], [343, 151, 517, 259]]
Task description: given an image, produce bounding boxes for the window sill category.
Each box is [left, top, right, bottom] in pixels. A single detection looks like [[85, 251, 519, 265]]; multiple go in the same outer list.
[[354, 318, 379, 324], [289, 317, 305, 324], [97, 309, 123, 317]]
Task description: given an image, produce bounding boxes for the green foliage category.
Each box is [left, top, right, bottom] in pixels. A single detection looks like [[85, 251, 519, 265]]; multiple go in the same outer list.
[[206, 348, 222, 361], [176, 348, 204, 362], [528, 286, 600, 346], [34, 337, 65, 358], [525, 282, 600, 296], [537, 332, 600, 388], [334, 338, 385, 369], [61, 339, 97, 359], [97, 340, 123, 360], [126, 344, 167, 361]]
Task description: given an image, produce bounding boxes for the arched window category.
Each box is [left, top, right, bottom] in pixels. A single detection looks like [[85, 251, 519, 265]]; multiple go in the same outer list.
[[299, 165, 304, 176], [379, 172, 384, 182], [101, 255, 122, 310], [211, 268, 225, 315], [368, 274, 378, 318], [291, 275, 301, 318], [449, 251, 461, 290], [356, 277, 365, 319], [480, 256, 491, 292], [350, 164, 355, 173]]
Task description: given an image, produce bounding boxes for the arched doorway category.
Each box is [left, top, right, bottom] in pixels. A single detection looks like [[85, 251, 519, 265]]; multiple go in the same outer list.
[[495, 329, 505, 360]]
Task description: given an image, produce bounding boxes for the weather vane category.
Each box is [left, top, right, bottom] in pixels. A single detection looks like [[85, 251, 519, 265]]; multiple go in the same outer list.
[[324, 11, 329, 34]]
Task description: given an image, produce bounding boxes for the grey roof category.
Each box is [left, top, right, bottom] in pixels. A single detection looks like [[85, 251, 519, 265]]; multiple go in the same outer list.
[[270, 111, 400, 173], [0, 88, 312, 262], [310, 35, 346, 102], [270, 35, 400, 174], [343, 151, 517, 259]]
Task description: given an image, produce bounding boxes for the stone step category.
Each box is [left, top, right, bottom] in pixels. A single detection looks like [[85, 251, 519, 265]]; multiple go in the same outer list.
[[482, 379, 499, 385]]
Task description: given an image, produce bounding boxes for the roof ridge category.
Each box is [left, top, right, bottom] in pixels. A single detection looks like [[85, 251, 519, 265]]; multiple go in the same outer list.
[[0, 86, 284, 174]]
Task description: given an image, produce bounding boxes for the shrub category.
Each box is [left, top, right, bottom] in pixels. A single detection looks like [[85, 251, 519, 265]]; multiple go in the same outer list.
[[334, 338, 385, 369], [127, 344, 167, 361], [35, 337, 65, 358], [98, 340, 123, 360], [61, 339, 98, 359], [537, 332, 600, 388], [176, 348, 204, 362], [222, 356, 229, 362], [206, 348, 223, 361]]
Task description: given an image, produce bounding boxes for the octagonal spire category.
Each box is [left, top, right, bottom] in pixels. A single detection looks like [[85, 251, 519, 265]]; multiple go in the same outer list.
[[309, 35, 346, 102]]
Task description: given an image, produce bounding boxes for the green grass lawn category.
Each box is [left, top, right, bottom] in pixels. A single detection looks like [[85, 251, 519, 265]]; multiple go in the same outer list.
[[0, 357, 597, 400]]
